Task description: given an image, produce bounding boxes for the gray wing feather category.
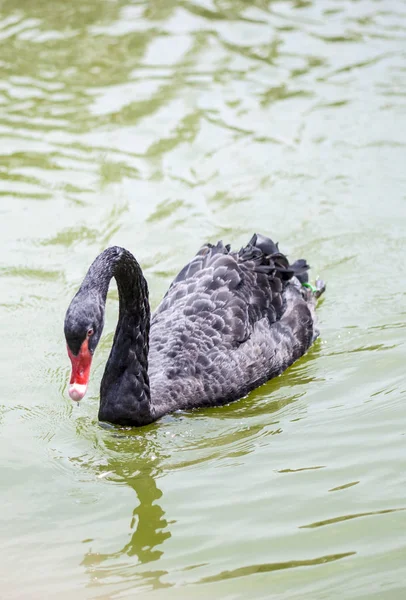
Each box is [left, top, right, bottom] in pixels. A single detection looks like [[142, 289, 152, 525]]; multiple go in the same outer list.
[[148, 238, 315, 419]]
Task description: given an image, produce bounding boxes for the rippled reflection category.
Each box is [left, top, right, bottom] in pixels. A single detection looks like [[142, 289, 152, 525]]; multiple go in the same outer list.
[[76, 432, 171, 589]]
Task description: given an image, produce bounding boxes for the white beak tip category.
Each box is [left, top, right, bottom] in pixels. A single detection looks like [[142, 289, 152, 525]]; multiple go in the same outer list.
[[68, 384, 87, 402]]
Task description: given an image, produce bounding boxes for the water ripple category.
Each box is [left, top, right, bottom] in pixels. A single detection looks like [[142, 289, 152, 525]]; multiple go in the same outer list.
[[300, 508, 406, 530], [198, 552, 356, 583]]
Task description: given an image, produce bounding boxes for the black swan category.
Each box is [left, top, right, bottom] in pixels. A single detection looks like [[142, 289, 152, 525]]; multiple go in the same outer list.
[[64, 234, 325, 426]]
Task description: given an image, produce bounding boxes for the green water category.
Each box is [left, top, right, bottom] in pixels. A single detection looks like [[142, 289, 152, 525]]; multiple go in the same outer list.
[[1, 0, 405, 598]]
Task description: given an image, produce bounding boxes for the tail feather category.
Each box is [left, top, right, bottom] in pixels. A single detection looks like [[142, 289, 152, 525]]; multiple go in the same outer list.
[[290, 259, 310, 284], [314, 278, 326, 298], [249, 233, 280, 256], [242, 233, 326, 299], [247, 233, 311, 283]]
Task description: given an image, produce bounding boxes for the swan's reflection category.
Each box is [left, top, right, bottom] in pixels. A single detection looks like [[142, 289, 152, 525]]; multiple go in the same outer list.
[[80, 429, 171, 588], [109, 465, 170, 563]]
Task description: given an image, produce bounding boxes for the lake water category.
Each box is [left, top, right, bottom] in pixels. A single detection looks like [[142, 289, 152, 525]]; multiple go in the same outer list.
[[1, 1, 405, 598]]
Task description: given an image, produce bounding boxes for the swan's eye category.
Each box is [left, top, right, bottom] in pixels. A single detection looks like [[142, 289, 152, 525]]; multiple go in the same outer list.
[[87, 328, 94, 337]]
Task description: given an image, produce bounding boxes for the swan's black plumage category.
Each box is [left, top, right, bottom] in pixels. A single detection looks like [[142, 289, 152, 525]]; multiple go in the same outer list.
[[64, 234, 325, 426]]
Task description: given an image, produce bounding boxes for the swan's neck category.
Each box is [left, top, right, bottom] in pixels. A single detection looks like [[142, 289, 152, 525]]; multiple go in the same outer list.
[[85, 247, 153, 426]]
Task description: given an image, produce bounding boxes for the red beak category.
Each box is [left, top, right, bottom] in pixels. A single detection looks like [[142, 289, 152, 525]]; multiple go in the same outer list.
[[67, 338, 92, 402]]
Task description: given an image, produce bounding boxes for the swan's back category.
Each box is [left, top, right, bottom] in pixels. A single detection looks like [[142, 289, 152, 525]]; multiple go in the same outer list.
[[148, 234, 322, 416]]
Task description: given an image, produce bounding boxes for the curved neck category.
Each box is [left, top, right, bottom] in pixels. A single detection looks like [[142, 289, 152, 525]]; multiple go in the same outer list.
[[83, 247, 153, 426]]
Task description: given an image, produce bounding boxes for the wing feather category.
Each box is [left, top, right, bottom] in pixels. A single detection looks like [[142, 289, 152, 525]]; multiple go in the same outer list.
[[147, 234, 317, 415], [152, 234, 306, 346]]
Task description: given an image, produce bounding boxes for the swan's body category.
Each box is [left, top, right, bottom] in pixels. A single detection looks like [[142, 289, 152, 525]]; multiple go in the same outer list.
[[64, 234, 325, 426]]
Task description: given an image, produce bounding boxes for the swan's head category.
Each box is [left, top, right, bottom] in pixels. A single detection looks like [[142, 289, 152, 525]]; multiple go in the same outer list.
[[64, 292, 105, 402]]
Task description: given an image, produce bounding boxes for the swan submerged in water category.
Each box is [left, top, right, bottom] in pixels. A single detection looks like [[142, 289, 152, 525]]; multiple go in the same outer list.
[[64, 233, 325, 426]]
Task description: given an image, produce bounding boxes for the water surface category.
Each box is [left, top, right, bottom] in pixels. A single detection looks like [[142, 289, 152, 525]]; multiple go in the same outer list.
[[1, 1, 406, 598]]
